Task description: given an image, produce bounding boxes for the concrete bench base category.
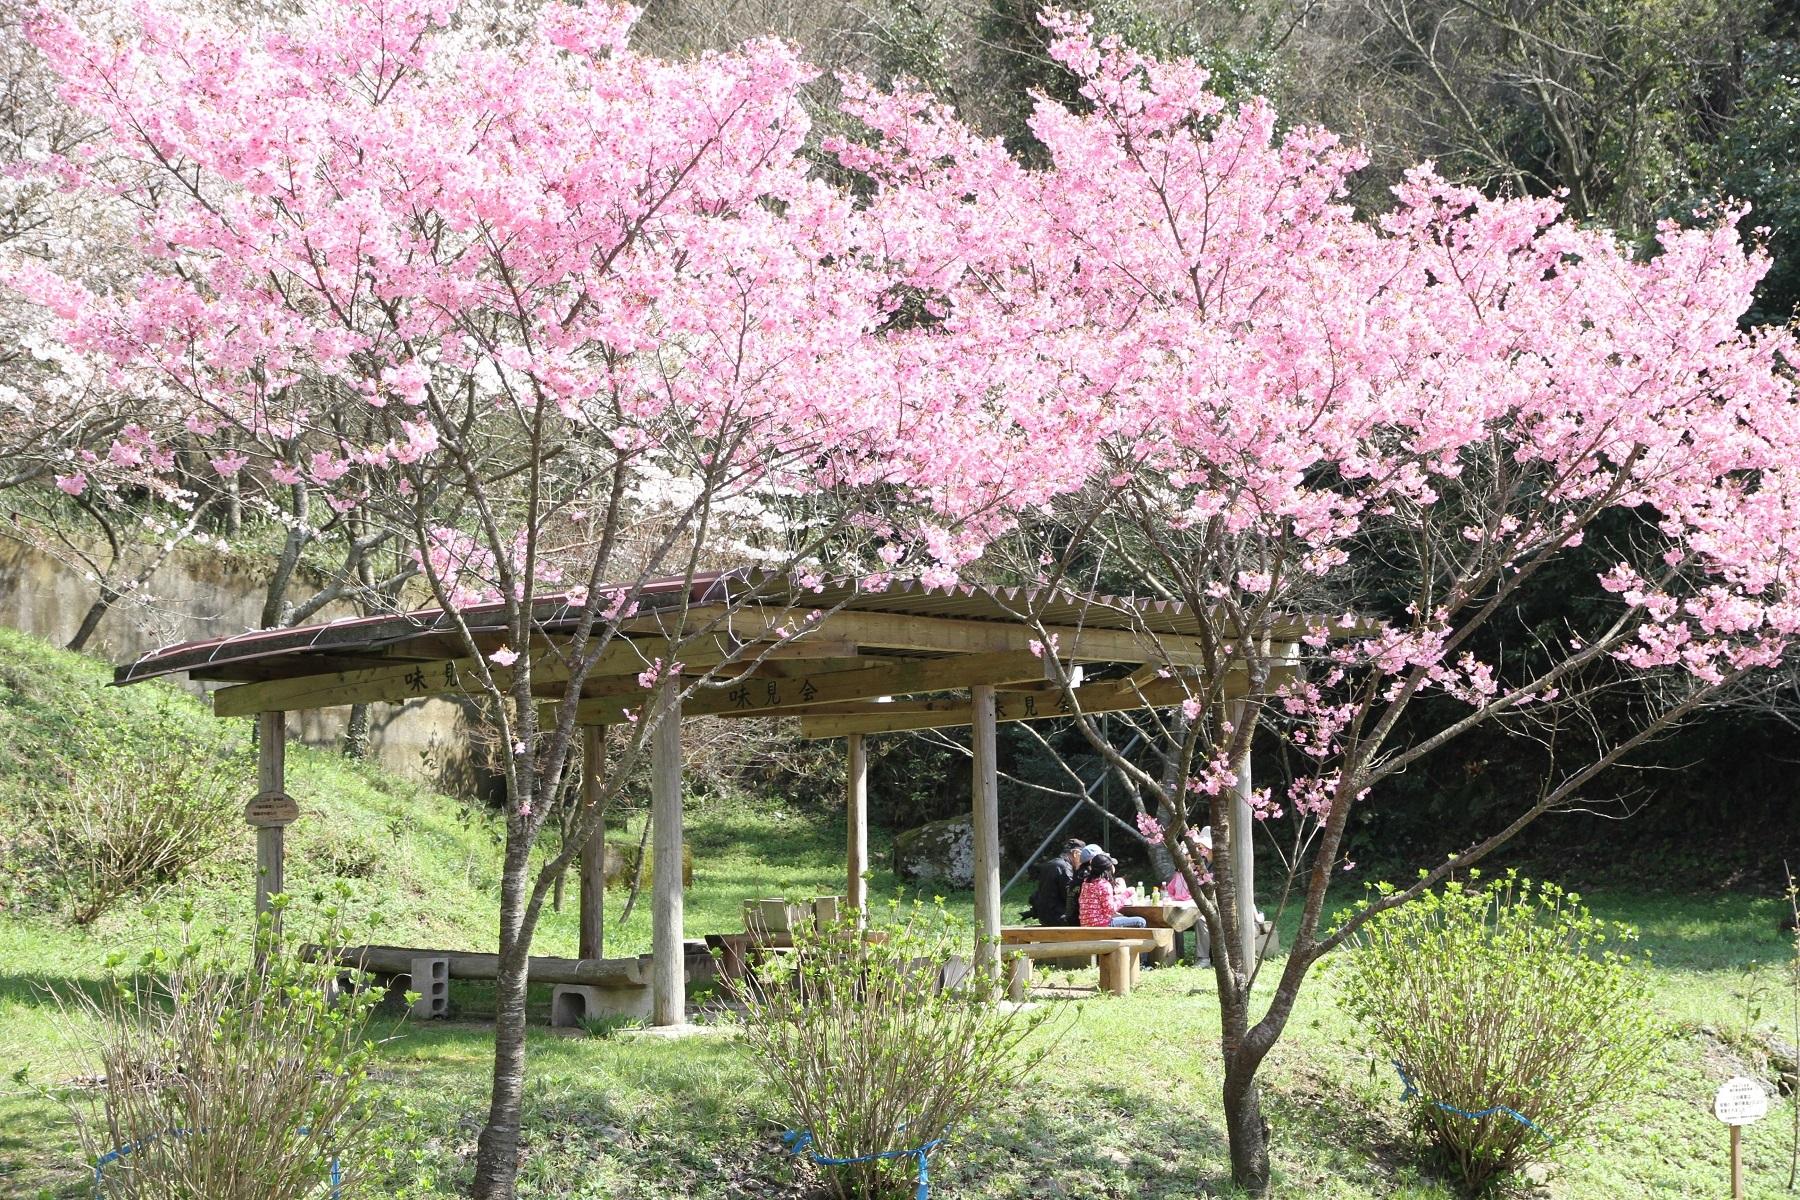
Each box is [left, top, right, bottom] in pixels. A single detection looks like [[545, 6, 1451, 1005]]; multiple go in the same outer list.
[[551, 982, 653, 1027], [410, 955, 449, 1019]]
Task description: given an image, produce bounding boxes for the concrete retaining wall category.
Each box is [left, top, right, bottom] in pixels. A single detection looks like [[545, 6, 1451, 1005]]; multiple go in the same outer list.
[[0, 534, 482, 796]]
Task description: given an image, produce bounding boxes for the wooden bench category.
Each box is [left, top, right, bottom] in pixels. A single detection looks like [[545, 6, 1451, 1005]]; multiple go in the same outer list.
[[304, 942, 673, 1023], [999, 927, 1174, 1000], [1001, 925, 1174, 958], [705, 926, 897, 996], [306, 942, 650, 987]]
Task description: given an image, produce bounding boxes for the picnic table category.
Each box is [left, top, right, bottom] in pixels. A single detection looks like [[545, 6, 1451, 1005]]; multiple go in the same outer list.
[[998, 925, 1175, 998], [1119, 902, 1201, 965]]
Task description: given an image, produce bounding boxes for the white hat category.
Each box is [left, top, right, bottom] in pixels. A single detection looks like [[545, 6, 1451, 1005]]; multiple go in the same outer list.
[[1080, 843, 1103, 863], [1196, 825, 1214, 851]]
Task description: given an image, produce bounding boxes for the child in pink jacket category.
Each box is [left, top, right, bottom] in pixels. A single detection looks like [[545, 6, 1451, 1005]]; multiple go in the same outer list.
[[1077, 854, 1147, 928]]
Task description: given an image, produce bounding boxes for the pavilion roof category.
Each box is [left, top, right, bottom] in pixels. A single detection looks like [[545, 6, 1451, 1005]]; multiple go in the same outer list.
[[114, 569, 1323, 737]]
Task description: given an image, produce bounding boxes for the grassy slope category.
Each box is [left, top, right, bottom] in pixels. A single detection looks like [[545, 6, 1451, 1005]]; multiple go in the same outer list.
[[0, 627, 1795, 1198]]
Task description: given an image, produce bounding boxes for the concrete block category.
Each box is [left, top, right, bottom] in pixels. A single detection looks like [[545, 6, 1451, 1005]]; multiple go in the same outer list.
[[940, 955, 973, 993], [409, 955, 449, 1019], [552, 982, 653, 1028]]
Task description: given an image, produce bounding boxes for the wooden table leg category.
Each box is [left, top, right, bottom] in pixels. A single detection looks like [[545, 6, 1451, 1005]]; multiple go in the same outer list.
[[1007, 955, 1032, 1002], [1099, 947, 1131, 997]]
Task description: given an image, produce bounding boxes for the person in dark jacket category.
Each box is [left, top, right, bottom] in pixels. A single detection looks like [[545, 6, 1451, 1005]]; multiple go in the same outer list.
[[1023, 837, 1087, 925]]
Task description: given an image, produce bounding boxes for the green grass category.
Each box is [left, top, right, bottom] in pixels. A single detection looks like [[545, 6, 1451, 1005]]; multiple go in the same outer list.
[[1, 626, 1797, 1197]]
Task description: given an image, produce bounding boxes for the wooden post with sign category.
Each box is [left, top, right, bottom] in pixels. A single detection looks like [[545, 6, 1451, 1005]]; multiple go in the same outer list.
[[1714, 1075, 1769, 1199], [249, 710, 299, 946]]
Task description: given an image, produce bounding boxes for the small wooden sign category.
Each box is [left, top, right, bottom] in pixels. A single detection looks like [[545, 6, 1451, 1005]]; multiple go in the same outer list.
[[244, 790, 300, 827], [1716, 1076, 1769, 1200], [1715, 1077, 1769, 1126]]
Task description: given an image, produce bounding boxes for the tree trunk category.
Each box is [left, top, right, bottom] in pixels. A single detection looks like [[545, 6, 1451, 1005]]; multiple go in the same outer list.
[[65, 586, 118, 653], [473, 832, 537, 1200], [261, 482, 309, 629], [343, 703, 371, 759], [1222, 1060, 1272, 1192]]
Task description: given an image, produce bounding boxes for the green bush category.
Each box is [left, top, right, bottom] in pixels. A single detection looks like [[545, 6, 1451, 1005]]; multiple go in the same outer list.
[[1334, 872, 1661, 1194], [63, 892, 392, 1199], [24, 711, 243, 924], [733, 902, 1060, 1200]]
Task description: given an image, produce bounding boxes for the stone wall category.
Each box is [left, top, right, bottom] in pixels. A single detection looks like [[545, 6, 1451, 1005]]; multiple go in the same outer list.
[[0, 533, 481, 796]]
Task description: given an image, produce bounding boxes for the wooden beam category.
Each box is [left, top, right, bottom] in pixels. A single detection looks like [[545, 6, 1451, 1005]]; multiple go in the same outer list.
[[637, 602, 1354, 646], [1230, 699, 1257, 973], [795, 675, 1241, 738], [192, 653, 442, 683], [651, 686, 684, 1027], [211, 636, 862, 717], [686, 606, 1218, 664], [846, 733, 867, 927], [578, 726, 605, 961], [1122, 663, 1165, 689], [308, 943, 647, 988], [971, 686, 1001, 980], [574, 650, 1047, 724]]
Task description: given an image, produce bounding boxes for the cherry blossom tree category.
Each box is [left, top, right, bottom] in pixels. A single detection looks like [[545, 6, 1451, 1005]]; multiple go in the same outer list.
[[839, 15, 1800, 1190], [8, 2, 1068, 1195]]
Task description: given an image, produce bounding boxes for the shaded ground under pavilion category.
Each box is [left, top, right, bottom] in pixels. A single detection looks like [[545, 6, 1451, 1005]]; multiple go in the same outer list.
[[115, 573, 1300, 1025]]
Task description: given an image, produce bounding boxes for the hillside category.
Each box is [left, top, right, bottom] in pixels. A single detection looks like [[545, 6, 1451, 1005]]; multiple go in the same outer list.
[[0, 625, 509, 958]]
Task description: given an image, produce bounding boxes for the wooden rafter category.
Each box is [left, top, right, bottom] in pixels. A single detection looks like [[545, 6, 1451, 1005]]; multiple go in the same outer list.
[[628, 606, 1219, 664], [571, 651, 1048, 724], [792, 671, 1268, 738], [209, 636, 862, 717]]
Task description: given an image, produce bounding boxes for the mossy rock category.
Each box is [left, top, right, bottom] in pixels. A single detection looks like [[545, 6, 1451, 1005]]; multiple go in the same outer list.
[[892, 816, 975, 888]]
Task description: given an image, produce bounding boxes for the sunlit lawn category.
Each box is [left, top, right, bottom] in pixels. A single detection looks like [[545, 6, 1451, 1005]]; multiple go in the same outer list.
[[5, 800, 1797, 1198]]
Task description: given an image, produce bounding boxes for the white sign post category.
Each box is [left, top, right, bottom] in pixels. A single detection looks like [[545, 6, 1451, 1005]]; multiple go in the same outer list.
[[1714, 1076, 1769, 1200]]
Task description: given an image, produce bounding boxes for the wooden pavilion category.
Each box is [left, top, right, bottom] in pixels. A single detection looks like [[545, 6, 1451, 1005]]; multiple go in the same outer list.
[[115, 573, 1300, 1026]]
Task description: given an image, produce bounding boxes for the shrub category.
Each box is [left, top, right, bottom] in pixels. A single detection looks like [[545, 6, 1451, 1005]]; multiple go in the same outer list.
[[24, 710, 243, 923], [733, 902, 1060, 1200], [63, 892, 391, 1199], [1334, 872, 1661, 1194]]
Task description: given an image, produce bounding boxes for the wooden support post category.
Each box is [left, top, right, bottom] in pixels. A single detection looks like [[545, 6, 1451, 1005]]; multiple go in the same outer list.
[[578, 726, 605, 961], [1230, 700, 1256, 973], [971, 684, 1001, 978], [846, 732, 868, 927], [651, 689, 684, 1026], [250, 710, 296, 943]]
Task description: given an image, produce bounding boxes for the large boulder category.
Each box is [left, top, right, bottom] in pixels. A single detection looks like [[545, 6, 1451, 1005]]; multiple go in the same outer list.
[[892, 816, 975, 888], [602, 842, 693, 889]]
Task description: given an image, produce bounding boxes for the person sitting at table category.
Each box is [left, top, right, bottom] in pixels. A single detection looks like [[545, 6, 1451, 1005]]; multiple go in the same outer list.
[[1023, 836, 1086, 925], [1077, 853, 1148, 928], [1163, 824, 1213, 902], [1165, 825, 1212, 963]]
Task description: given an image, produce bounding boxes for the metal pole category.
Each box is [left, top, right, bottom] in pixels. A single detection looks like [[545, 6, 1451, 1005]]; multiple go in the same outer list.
[[1100, 716, 1112, 855], [1003, 733, 1144, 896]]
